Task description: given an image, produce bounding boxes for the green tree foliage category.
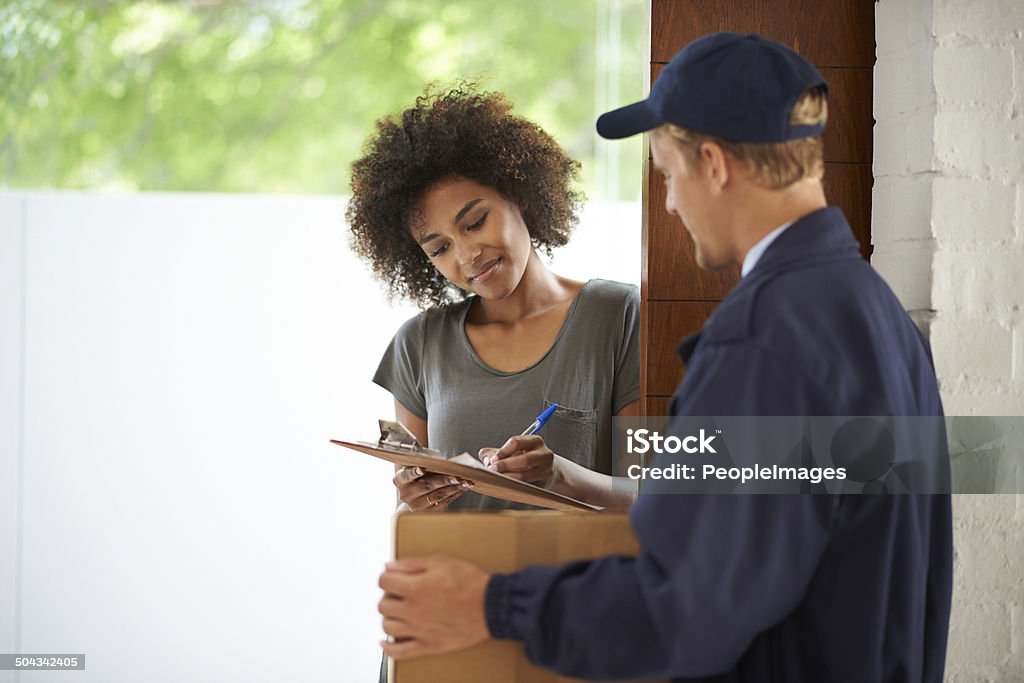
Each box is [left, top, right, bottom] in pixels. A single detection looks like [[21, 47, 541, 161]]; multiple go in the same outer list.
[[0, 0, 645, 199]]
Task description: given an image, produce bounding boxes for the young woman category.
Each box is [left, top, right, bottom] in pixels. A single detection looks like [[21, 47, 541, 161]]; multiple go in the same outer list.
[[347, 84, 639, 513]]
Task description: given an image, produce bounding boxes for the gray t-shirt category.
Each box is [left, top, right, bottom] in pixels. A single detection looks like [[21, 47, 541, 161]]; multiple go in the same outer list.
[[372, 278, 640, 510]]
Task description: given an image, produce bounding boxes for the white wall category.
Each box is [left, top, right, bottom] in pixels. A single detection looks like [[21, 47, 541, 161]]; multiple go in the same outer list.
[[874, 1, 1024, 680], [1, 195, 26, 681], [0, 190, 639, 682]]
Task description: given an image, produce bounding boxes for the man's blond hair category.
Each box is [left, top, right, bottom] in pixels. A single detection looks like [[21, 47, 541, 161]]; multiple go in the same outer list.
[[661, 86, 827, 189]]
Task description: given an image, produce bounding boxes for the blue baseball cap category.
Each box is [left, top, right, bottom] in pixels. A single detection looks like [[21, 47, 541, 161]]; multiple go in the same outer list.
[[596, 32, 828, 143]]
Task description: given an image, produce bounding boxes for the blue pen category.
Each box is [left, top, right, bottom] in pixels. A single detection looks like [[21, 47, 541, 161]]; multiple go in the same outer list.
[[520, 403, 559, 436]]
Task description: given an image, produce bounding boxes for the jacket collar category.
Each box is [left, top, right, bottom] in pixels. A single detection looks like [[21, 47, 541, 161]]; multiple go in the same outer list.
[[745, 206, 860, 281], [676, 207, 860, 364]]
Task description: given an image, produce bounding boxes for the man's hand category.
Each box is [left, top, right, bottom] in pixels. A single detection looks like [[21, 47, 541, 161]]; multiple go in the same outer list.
[[378, 555, 491, 660]]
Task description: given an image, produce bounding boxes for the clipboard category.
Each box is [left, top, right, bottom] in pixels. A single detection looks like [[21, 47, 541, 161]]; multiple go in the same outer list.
[[331, 420, 602, 512]]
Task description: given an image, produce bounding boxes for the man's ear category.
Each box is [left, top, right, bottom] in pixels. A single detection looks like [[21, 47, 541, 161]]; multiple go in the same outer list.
[[699, 140, 730, 194]]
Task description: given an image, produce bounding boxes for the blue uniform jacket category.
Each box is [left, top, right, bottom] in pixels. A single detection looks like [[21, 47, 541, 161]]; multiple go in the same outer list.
[[485, 207, 953, 682]]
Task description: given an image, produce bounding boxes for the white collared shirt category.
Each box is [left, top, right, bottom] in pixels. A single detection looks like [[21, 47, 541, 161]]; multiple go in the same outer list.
[[741, 221, 794, 278]]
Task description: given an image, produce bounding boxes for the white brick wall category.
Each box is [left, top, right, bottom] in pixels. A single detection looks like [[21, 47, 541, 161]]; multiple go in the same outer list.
[[932, 316, 1013, 383], [929, 6, 1024, 411], [935, 109, 1024, 180], [932, 0, 1024, 39], [932, 178, 1015, 243], [873, 0, 936, 321], [875, 1, 1024, 680]]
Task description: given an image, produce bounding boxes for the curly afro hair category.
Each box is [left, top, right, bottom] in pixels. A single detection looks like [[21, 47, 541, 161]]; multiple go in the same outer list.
[[347, 83, 584, 309]]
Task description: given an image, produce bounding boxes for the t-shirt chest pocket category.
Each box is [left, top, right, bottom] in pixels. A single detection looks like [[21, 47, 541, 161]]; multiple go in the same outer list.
[[540, 398, 599, 471]]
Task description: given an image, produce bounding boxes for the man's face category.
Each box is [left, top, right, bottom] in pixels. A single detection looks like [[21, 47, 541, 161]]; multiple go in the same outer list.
[[650, 131, 731, 271]]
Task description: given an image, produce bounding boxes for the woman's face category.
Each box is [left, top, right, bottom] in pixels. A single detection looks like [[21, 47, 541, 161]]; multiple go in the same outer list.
[[410, 176, 533, 300]]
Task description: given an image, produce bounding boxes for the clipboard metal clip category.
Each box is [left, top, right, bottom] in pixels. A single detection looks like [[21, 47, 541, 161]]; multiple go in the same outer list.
[[378, 419, 422, 451]]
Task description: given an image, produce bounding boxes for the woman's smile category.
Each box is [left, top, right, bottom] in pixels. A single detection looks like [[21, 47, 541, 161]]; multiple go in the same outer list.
[[467, 257, 502, 285]]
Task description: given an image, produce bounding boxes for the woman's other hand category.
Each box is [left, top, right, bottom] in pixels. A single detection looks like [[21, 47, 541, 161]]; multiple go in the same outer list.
[[393, 467, 472, 511]]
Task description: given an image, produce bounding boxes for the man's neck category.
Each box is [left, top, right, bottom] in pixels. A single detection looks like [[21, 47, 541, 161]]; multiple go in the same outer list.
[[730, 178, 827, 264]]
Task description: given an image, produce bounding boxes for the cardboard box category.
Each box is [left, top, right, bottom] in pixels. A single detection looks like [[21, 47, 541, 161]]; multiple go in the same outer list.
[[390, 511, 667, 683]]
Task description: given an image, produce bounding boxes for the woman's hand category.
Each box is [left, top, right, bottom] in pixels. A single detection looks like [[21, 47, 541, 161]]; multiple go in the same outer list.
[[394, 467, 473, 511], [480, 434, 637, 511], [479, 435, 561, 488]]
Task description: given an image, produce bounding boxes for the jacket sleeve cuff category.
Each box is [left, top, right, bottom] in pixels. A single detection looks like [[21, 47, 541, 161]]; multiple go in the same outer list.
[[484, 573, 521, 641]]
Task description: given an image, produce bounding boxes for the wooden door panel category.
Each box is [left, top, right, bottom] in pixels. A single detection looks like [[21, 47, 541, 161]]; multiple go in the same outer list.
[[646, 301, 718, 396], [646, 397, 672, 416], [651, 0, 874, 67], [821, 68, 873, 164], [824, 162, 873, 259]]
